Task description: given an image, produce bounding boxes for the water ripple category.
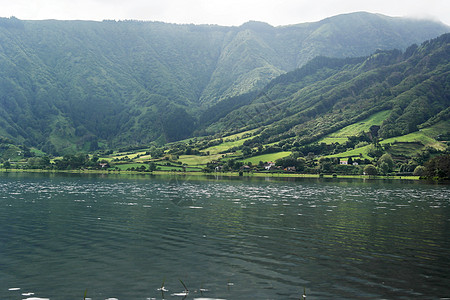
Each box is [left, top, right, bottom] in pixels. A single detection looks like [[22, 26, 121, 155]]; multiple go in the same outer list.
[[0, 174, 449, 299]]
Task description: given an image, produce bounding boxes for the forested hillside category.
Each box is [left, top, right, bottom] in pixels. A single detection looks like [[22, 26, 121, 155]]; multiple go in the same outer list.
[[0, 13, 448, 154], [207, 33, 450, 147]]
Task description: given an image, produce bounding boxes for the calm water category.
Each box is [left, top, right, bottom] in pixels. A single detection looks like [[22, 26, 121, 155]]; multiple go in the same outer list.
[[0, 173, 449, 300]]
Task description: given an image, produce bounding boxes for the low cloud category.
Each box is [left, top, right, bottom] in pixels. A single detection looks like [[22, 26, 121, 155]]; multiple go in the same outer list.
[[0, 0, 448, 26]]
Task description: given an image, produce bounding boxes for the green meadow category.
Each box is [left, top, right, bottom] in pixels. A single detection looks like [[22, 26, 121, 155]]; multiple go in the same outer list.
[[318, 110, 390, 144], [240, 152, 292, 165]]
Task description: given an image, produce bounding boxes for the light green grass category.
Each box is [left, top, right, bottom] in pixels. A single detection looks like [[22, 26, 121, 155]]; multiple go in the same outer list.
[[326, 125, 447, 159], [318, 137, 349, 144], [240, 152, 292, 165], [110, 151, 148, 160], [204, 136, 254, 155], [134, 154, 152, 161], [222, 129, 258, 140], [318, 110, 390, 144], [326, 146, 372, 159], [388, 142, 424, 157], [420, 119, 450, 139], [30, 148, 46, 156], [157, 165, 184, 171], [178, 154, 224, 166], [330, 110, 390, 138], [380, 130, 446, 151]]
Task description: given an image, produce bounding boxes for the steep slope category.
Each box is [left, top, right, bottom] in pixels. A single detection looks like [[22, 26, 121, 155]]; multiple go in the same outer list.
[[207, 33, 450, 148], [0, 14, 448, 153]]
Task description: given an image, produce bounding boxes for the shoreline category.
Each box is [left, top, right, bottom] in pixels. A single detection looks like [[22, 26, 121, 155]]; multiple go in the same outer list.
[[0, 168, 420, 180]]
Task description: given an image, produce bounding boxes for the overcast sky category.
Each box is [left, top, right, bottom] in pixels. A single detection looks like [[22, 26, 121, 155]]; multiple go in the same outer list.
[[1, 0, 449, 26]]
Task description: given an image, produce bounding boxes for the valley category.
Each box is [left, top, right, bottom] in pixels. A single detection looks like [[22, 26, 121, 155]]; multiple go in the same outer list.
[[0, 14, 449, 179]]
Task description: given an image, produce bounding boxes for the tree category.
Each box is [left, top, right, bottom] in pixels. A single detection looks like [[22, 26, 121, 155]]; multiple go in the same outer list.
[[364, 164, 377, 175], [378, 153, 395, 174], [378, 162, 391, 175], [413, 165, 426, 176], [318, 157, 333, 173], [242, 146, 252, 156], [148, 162, 157, 172], [150, 146, 164, 158], [367, 144, 383, 158], [3, 161, 11, 170], [424, 154, 450, 179]]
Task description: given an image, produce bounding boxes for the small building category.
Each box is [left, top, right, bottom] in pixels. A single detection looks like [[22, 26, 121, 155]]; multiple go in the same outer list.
[[340, 160, 348, 165], [242, 165, 252, 172], [264, 162, 276, 170]]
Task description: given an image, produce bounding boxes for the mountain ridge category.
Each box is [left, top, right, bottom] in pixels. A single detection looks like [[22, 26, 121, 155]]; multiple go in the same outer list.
[[204, 33, 449, 149], [0, 13, 448, 154]]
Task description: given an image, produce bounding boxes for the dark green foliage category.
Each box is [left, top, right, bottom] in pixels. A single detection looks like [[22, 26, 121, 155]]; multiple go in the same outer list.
[[378, 153, 395, 175], [198, 91, 257, 129], [54, 154, 89, 170], [209, 33, 450, 147], [424, 154, 450, 179], [413, 165, 426, 176], [275, 156, 305, 171], [364, 164, 378, 176], [0, 14, 447, 154]]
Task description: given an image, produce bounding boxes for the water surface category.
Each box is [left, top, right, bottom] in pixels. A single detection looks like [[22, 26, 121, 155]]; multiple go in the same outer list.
[[0, 173, 449, 299]]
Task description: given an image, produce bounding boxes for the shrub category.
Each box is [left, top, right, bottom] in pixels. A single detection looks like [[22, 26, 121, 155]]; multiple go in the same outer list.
[[413, 165, 426, 176], [364, 164, 377, 175]]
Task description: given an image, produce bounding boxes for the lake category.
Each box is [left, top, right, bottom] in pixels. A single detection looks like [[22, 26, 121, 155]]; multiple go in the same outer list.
[[0, 173, 449, 299]]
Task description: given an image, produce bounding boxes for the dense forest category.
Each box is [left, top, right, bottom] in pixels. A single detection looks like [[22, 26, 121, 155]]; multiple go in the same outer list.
[[207, 34, 450, 145], [0, 13, 448, 154]]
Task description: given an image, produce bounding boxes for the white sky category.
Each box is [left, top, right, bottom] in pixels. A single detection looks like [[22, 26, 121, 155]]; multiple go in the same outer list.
[[1, 0, 449, 26]]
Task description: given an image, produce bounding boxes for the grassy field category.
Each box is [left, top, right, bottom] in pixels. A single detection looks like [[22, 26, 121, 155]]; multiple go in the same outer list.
[[388, 142, 424, 157], [331, 110, 390, 137], [113, 163, 146, 170], [178, 154, 224, 166], [222, 129, 258, 141], [240, 151, 292, 165], [318, 110, 390, 144], [317, 137, 348, 144], [325, 122, 447, 159], [326, 145, 372, 159], [107, 151, 149, 161], [381, 130, 446, 151], [420, 120, 450, 138], [204, 137, 254, 155]]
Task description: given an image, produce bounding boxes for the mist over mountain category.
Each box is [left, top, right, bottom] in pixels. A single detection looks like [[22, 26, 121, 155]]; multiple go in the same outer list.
[[0, 12, 448, 154]]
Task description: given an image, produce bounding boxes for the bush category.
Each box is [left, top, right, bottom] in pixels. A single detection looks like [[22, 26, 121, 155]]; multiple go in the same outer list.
[[364, 164, 377, 176], [355, 141, 369, 149], [424, 154, 450, 179], [413, 165, 426, 176]]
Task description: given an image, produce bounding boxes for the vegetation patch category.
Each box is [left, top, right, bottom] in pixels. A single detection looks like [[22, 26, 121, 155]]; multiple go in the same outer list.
[[380, 130, 445, 151], [178, 154, 224, 166], [329, 110, 390, 138], [204, 136, 255, 155], [240, 152, 292, 165]]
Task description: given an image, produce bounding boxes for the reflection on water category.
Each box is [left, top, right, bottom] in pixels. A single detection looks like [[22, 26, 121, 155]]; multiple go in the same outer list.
[[0, 173, 449, 299]]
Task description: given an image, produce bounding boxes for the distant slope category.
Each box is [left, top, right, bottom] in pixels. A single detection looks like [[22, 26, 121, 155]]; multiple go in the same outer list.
[[0, 14, 448, 153], [208, 33, 450, 148]]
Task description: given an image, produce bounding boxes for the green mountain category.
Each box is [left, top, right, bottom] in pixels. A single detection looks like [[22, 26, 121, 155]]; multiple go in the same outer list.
[[205, 33, 450, 151], [0, 13, 448, 154]]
